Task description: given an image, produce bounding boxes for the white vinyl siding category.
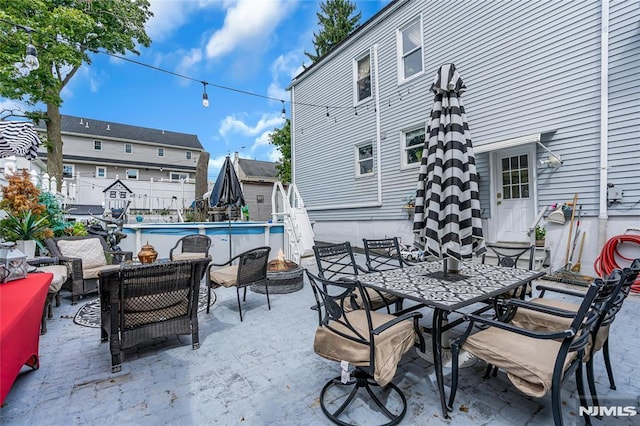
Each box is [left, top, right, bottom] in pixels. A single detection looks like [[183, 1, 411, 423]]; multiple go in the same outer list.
[[397, 17, 423, 82]]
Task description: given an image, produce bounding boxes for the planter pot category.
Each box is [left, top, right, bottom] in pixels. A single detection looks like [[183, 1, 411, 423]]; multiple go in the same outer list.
[[535, 239, 546, 247], [15, 239, 36, 259]]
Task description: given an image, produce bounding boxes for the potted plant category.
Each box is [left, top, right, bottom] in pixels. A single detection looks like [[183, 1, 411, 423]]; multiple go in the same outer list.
[[535, 225, 546, 247], [0, 211, 51, 258]]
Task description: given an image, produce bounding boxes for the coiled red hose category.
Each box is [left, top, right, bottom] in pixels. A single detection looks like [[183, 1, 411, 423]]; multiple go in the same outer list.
[[594, 234, 640, 293]]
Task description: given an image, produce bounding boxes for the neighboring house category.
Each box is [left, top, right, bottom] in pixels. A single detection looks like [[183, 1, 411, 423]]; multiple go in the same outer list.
[[289, 1, 639, 277], [233, 152, 279, 222], [35, 114, 205, 215]]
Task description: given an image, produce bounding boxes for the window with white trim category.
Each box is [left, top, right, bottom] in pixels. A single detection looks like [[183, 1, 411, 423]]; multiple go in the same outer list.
[[126, 169, 138, 180], [96, 166, 107, 178], [185, 151, 192, 160], [354, 52, 371, 104], [170, 172, 189, 181], [356, 143, 374, 176], [94, 140, 102, 151], [63, 164, 74, 178], [157, 147, 165, 157], [124, 143, 133, 154], [402, 127, 425, 167], [398, 18, 423, 81]]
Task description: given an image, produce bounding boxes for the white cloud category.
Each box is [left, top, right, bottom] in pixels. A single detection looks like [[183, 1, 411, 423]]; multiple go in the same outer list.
[[219, 114, 283, 138], [146, 1, 198, 42], [208, 154, 229, 180], [175, 48, 204, 77], [205, 0, 296, 59]]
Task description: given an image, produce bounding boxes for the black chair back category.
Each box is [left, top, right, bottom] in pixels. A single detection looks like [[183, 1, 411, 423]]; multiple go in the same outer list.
[[362, 237, 406, 272], [486, 243, 534, 270], [236, 246, 271, 288], [313, 242, 360, 280]]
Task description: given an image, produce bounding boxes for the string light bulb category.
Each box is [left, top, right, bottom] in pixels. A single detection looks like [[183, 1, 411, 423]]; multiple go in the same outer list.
[[281, 101, 286, 119], [201, 82, 209, 107], [24, 43, 39, 71]]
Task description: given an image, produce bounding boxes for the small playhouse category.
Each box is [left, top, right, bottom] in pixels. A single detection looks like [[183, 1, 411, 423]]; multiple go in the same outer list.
[[103, 179, 133, 219]]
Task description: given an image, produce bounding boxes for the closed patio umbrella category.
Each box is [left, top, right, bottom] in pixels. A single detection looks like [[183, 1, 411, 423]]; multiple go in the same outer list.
[[209, 155, 245, 259], [413, 63, 485, 272], [0, 121, 41, 160]]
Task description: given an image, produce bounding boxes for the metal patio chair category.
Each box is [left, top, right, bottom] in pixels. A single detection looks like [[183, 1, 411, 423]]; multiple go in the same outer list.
[[306, 270, 424, 425]]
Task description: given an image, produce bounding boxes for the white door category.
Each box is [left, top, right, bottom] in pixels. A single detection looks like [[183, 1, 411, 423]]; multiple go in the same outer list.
[[493, 147, 535, 242]]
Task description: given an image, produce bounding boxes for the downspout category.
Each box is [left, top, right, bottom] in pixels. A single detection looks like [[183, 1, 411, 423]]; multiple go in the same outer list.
[[373, 43, 383, 206], [290, 85, 296, 186], [598, 0, 609, 249]]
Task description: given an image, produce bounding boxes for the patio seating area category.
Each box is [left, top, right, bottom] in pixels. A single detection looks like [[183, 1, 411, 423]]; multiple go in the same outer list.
[[1, 254, 639, 425]]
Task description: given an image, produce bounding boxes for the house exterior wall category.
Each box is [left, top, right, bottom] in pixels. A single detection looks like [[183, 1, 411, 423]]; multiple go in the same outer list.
[[241, 183, 274, 222], [290, 0, 639, 276]]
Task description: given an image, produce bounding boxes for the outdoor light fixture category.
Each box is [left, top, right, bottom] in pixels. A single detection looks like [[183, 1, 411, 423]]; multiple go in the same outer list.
[[281, 100, 286, 119], [0, 242, 28, 283], [537, 154, 563, 168], [201, 82, 209, 108]]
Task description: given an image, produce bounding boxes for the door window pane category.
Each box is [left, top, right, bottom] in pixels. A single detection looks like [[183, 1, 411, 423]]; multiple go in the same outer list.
[[501, 154, 529, 199]]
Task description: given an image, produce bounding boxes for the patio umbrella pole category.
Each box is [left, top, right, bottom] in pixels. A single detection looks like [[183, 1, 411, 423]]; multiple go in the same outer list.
[[228, 205, 232, 260]]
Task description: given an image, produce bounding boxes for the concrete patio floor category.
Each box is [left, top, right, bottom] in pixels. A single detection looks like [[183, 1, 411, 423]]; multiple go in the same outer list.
[[2, 256, 639, 425]]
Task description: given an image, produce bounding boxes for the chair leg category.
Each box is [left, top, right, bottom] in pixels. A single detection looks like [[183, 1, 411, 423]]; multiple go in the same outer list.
[[586, 358, 601, 420], [448, 344, 461, 410], [236, 288, 243, 322], [242, 286, 247, 302], [576, 362, 592, 425], [602, 339, 616, 390], [264, 281, 271, 311], [206, 285, 212, 314]]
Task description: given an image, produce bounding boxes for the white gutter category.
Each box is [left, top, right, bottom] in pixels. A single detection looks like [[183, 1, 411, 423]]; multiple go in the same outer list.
[[598, 0, 609, 248], [291, 85, 296, 185], [307, 44, 383, 212]]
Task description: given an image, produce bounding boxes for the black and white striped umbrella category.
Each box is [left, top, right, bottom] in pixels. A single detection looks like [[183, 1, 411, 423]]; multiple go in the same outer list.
[[0, 121, 41, 160], [413, 64, 485, 260]]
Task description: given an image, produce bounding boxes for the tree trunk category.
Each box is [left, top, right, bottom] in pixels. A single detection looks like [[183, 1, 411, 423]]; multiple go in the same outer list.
[[194, 151, 210, 222], [46, 102, 63, 191]]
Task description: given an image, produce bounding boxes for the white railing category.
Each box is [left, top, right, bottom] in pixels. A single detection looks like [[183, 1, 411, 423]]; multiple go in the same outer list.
[[271, 182, 314, 263]]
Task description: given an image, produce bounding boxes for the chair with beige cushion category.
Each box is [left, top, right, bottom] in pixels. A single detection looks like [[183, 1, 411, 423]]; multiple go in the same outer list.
[[205, 246, 271, 321], [99, 257, 210, 372], [447, 271, 625, 426], [510, 260, 639, 410], [305, 271, 424, 425], [169, 234, 211, 261], [45, 236, 133, 304], [314, 241, 400, 314], [28, 256, 69, 334]]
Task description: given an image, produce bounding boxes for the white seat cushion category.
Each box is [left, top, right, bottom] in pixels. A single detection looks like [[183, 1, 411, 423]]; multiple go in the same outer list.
[[172, 252, 207, 260], [36, 265, 68, 293], [210, 265, 238, 288]]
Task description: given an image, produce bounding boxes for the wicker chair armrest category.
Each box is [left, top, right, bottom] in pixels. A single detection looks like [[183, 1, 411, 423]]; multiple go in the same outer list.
[[27, 256, 59, 266], [58, 256, 83, 280]]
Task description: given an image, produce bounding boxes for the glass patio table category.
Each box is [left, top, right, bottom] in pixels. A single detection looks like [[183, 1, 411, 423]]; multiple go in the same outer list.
[[358, 260, 545, 418]]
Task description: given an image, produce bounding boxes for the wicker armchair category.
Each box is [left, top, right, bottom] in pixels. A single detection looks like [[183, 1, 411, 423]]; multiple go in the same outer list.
[[45, 236, 133, 304], [169, 234, 212, 261], [99, 257, 210, 373]]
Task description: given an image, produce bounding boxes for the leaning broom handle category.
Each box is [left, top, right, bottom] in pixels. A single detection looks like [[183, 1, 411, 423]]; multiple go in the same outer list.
[[563, 193, 579, 266]]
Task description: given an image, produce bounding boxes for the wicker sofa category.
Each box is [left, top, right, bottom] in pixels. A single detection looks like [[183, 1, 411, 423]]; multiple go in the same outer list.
[[99, 258, 211, 372], [45, 236, 133, 304]]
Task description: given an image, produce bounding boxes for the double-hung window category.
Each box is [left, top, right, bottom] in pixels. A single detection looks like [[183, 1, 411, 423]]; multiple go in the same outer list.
[[356, 143, 374, 176], [96, 166, 107, 178], [94, 140, 102, 151], [354, 52, 371, 104], [124, 144, 133, 154], [402, 127, 425, 167], [157, 147, 165, 157], [63, 164, 74, 178], [126, 169, 139, 180], [398, 17, 423, 82]]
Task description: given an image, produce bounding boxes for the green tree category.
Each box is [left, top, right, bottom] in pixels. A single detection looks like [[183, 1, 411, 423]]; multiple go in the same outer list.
[[304, 0, 361, 64], [269, 119, 291, 183], [0, 0, 152, 189]]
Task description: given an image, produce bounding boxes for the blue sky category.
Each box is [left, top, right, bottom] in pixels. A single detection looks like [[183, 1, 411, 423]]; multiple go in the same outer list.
[[2, 0, 389, 180]]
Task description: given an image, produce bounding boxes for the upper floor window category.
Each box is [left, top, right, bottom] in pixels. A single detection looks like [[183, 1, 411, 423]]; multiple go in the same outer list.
[[157, 147, 165, 157], [96, 166, 107, 178], [186, 151, 192, 160], [124, 143, 133, 154], [94, 140, 102, 151], [402, 127, 425, 167], [398, 18, 423, 81], [126, 169, 139, 180], [354, 52, 371, 104], [356, 143, 374, 176], [63, 164, 74, 178]]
